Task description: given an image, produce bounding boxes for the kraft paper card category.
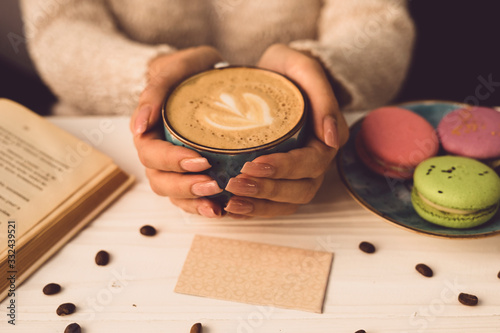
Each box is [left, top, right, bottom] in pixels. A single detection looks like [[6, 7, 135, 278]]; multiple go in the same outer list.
[[174, 235, 333, 313]]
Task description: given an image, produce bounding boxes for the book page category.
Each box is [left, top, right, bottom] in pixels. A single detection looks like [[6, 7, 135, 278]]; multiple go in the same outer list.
[[0, 99, 113, 252]]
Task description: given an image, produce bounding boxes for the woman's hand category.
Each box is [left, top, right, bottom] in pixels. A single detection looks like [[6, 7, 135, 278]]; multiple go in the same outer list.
[[130, 46, 226, 218], [224, 44, 349, 218]]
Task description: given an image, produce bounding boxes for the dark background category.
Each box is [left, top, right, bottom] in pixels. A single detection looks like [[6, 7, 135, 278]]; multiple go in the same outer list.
[[395, 1, 500, 107], [1, 1, 499, 115]]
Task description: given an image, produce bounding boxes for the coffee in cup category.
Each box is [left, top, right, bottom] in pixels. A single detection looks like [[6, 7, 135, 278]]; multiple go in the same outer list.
[[165, 67, 304, 150], [163, 66, 308, 203]]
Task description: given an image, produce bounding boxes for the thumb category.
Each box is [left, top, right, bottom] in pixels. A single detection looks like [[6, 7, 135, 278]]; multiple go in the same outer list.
[[258, 44, 347, 149], [132, 46, 223, 135]]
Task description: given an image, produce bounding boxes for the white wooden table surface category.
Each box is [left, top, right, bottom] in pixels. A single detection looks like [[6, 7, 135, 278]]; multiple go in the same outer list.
[[1, 113, 500, 333]]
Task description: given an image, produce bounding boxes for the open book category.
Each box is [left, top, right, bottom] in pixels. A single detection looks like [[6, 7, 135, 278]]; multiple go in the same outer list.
[[0, 99, 134, 301]]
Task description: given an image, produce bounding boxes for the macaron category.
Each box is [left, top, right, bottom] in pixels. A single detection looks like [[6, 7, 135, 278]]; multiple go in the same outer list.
[[412, 156, 500, 229], [437, 106, 500, 160], [356, 106, 439, 179]]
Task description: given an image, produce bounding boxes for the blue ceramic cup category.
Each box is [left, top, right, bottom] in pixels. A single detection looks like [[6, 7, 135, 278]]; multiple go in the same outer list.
[[162, 66, 308, 204]]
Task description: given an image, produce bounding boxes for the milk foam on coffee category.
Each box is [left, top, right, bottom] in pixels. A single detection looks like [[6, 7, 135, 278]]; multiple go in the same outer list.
[[165, 67, 304, 150]]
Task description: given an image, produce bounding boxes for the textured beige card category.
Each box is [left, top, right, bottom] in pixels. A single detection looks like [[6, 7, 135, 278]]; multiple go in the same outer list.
[[175, 235, 333, 313]]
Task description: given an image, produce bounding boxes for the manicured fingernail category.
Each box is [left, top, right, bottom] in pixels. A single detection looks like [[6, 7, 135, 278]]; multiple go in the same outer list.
[[323, 115, 339, 149], [134, 104, 152, 135], [225, 198, 254, 215], [180, 157, 211, 172], [225, 178, 258, 196], [197, 204, 222, 218], [191, 180, 222, 197], [241, 162, 275, 177]]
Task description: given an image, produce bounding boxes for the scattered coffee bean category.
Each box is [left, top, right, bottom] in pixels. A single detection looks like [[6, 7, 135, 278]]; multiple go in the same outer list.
[[458, 293, 478, 306], [497, 270, 500, 279], [56, 303, 76, 316], [359, 241, 375, 254], [355, 330, 366, 333], [415, 263, 433, 277], [95, 250, 110, 266], [140, 225, 157, 236], [64, 323, 81, 333], [42, 283, 61, 295], [190, 322, 202, 333]]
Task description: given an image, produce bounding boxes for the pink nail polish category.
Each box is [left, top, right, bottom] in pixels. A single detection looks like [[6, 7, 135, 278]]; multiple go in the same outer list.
[[198, 204, 221, 218], [324, 115, 339, 149], [241, 162, 275, 177], [225, 178, 258, 196], [134, 104, 152, 135], [180, 157, 211, 172], [191, 180, 222, 197], [225, 198, 254, 214]]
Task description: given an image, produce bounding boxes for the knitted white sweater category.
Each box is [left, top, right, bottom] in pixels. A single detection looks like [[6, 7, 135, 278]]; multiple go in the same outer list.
[[20, 0, 415, 115]]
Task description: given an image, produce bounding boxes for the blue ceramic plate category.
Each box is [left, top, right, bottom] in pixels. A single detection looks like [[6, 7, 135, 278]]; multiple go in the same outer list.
[[337, 100, 500, 238]]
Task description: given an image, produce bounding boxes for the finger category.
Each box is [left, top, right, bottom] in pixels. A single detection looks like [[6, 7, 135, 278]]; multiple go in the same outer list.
[[240, 138, 335, 180], [146, 169, 222, 198], [169, 197, 223, 218], [131, 46, 223, 135], [257, 44, 349, 148], [225, 174, 324, 204], [225, 196, 300, 217], [134, 132, 211, 172]]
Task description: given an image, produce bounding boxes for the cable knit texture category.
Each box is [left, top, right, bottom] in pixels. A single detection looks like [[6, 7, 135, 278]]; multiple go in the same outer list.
[[20, 0, 415, 115]]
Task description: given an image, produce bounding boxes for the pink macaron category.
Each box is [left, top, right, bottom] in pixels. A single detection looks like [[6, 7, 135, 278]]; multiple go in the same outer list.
[[356, 106, 439, 179], [437, 106, 500, 160]]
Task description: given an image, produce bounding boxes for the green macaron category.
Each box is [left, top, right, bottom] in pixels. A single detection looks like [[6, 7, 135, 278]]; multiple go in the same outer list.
[[412, 156, 500, 229]]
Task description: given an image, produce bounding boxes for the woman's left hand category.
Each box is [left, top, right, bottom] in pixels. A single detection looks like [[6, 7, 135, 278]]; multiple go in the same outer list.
[[224, 44, 349, 218]]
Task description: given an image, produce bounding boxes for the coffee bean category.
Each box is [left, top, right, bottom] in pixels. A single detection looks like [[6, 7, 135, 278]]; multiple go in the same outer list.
[[355, 330, 366, 333], [56, 303, 76, 316], [42, 283, 61, 295], [64, 323, 81, 333], [497, 270, 500, 279], [359, 241, 375, 253], [95, 250, 110, 266], [140, 225, 157, 236], [415, 263, 433, 277], [458, 293, 478, 306], [190, 322, 202, 333]]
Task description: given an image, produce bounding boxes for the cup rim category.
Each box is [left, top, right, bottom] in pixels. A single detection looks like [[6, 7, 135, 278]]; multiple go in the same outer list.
[[161, 66, 308, 154]]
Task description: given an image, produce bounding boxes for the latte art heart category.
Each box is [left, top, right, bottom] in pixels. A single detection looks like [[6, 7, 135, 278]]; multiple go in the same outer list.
[[204, 93, 273, 131]]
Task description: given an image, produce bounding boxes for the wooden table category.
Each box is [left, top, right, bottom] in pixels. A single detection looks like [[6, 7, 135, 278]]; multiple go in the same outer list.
[[1, 113, 499, 332]]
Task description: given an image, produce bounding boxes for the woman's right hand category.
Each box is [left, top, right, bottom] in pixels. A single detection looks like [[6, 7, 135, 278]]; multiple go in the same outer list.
[[130, 46, 225, 218]]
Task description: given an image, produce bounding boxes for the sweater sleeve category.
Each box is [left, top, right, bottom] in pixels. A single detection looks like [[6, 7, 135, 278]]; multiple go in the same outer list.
[[289, 0, 415, 111], [20, 0, 176, 115]]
